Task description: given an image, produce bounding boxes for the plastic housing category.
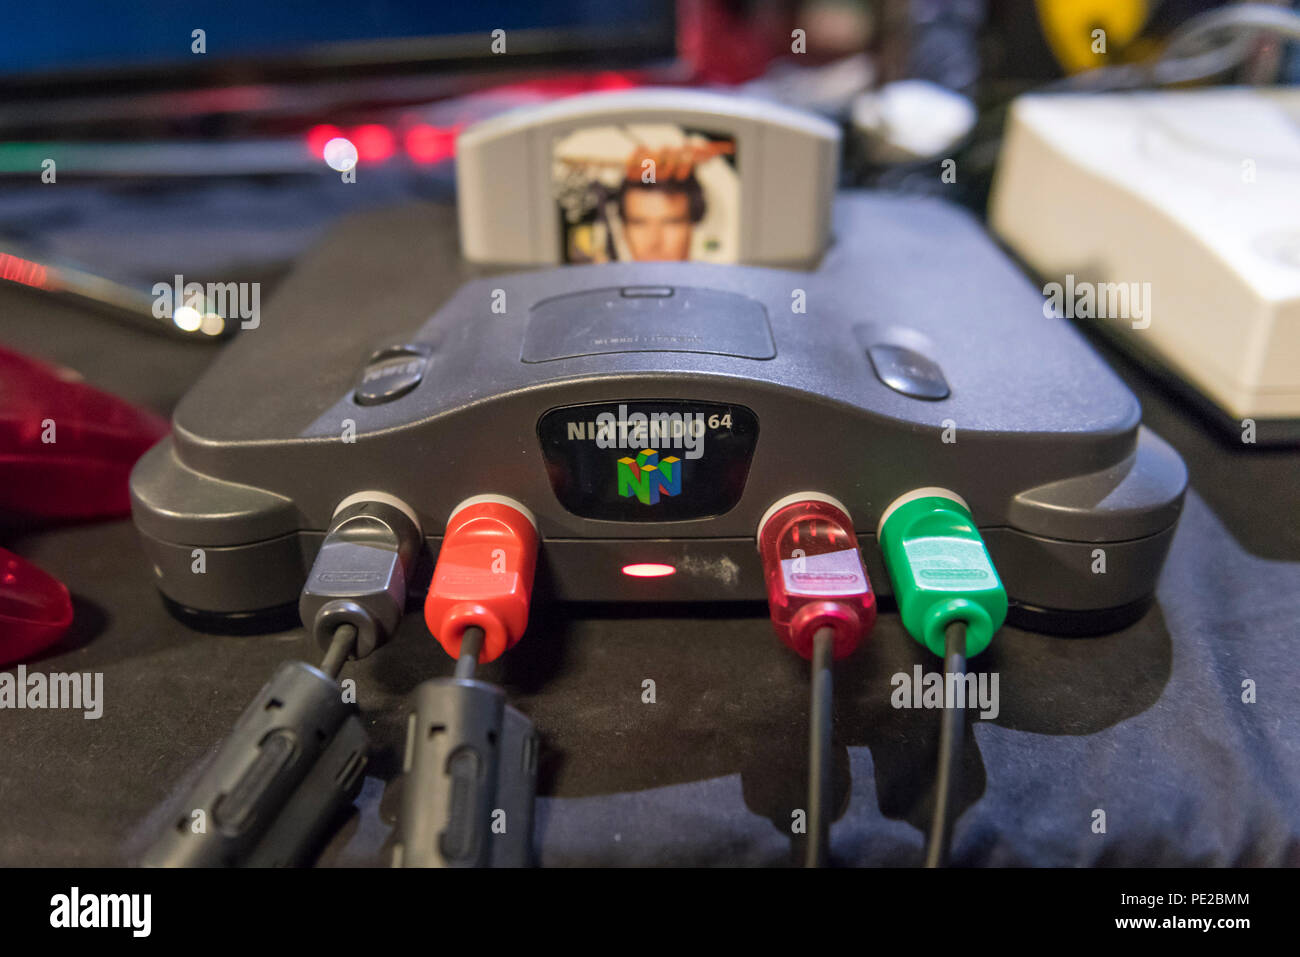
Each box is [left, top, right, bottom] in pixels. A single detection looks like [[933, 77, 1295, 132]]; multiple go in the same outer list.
[[757, 495, 876, 660], [424, 498, 539, 663]]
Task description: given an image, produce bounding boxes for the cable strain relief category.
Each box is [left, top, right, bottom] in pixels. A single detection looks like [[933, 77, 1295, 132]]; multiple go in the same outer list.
[[434, 602, 511, 664], [313, 599, 381, 660], [921, 600, 993, 659], [789, 601, 863, 661]]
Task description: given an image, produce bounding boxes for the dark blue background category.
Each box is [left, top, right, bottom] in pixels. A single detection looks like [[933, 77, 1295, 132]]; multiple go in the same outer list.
[[1, 1, 664, 75]]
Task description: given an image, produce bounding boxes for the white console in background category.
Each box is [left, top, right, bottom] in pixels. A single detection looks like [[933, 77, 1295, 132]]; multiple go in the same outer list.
[[991, 88, 1300, 437]]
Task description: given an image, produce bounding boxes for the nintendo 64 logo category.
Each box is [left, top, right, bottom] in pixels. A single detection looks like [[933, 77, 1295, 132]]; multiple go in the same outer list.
[[617, 449, 682, 505]]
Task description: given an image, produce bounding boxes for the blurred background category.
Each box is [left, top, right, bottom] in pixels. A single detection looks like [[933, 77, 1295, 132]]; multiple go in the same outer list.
[[2, 0, 1297, 353]]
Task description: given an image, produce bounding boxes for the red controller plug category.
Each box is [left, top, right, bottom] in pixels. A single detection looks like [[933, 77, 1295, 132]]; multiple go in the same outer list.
[[423, 496, 538, 664], [757, 493, 876, 660]]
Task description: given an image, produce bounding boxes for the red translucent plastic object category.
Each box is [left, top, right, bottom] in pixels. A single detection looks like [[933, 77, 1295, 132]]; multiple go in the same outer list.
[[757, 497, 876, 660], [0, 547, 73, 665], [0, 346, 169, 520]]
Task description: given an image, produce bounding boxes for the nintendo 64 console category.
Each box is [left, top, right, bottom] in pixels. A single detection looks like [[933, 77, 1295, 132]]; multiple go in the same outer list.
[[130, 90, 1186, 635]]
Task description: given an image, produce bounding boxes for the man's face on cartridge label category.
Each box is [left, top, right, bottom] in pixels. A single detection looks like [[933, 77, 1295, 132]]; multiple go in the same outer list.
[[622, 189, 693, 261]]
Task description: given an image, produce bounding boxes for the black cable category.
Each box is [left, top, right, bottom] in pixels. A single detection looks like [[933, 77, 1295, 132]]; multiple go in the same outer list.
[[318, 622, 357, 680], [805, 625, 835, 868], [925, 619, 967, 868], [454, 625, 486, 679]]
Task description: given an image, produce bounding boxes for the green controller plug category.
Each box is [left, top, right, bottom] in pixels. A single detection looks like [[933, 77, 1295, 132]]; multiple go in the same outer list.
[[877, 488, 1007, 658]]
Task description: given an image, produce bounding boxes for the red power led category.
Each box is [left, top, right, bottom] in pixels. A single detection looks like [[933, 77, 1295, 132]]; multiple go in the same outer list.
[[424, 496, 538, 664], [757, 494, 876, 660], [622, 562, 676, 578]]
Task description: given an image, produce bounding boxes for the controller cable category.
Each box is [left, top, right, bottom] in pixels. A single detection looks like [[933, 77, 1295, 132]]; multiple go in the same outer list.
[[453, 625, 487, 679], [393, 496, 541, 868], [877, 489, 1007, 868], [318, 622, 358, 680], [142, 494, 423, 867], [756, 494, 878, 868], [806, 624, 836, 868], [925, 619, 967, 868]]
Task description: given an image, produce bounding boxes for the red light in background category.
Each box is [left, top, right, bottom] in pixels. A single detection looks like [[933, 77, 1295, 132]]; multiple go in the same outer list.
[[621, 563, 676, 578], [352, 124, 395, 163], [306, 124, 342, 158], [594, 71, 635, 90], [404, 124, 456, 164]]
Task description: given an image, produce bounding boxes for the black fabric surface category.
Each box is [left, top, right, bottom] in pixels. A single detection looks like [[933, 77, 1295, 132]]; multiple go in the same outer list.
[[1, 203, 1298, 867]]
